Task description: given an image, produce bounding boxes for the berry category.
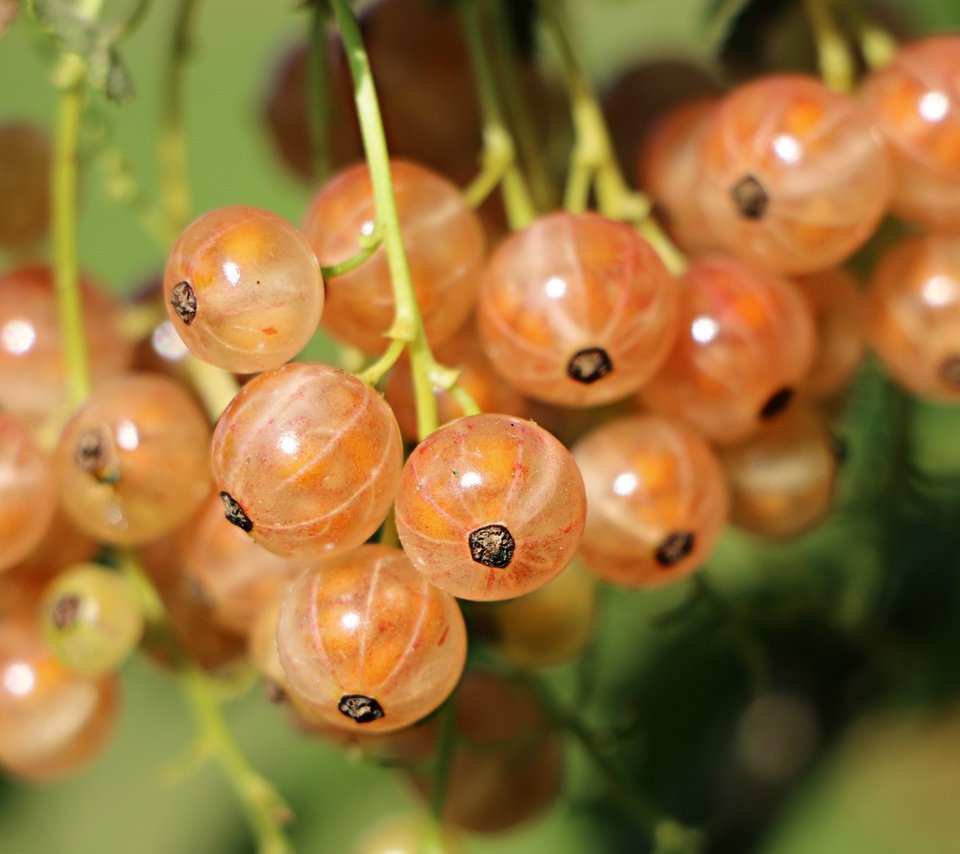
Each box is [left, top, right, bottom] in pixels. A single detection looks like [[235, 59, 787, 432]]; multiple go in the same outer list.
[[0, 413, 56, 573], [0, 122, 51, 248], [395, 414, 586, 601], [720, 405, 840, 539], [698, 74, 891, 274], [573, 414, 729, 588], [40, 563, 145, 677], [477, 211, 677, 407], [860, 36, 960, 231], [0, 616, 119, 780], [0, 266, 133, 427], [276, 544, 467, 733], [163, 206, 324, 373], [211, 362, 403, 558], [640, 255, 816, 445], [302, 159, 485, 353], [55, 373, 212, 545], [865, 234, 960, 402]]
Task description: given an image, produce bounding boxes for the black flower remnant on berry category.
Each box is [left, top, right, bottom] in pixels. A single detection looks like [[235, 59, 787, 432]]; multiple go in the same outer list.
[[52, 594, 81, 630], [759, 385, 794, 419], [220, 491, 254, 532], [655, 530, 696, 567], [170, 280, 197, 325], [338, 694, 385, 724], [469, 523, 516, 568], [567, 347, 613, 384], [939, 354, 960, 388], [731, 174, 769, 220], [74, 425, 120, 484]]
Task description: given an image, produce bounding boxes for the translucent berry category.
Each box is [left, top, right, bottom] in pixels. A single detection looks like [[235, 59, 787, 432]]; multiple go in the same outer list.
[[211, 362, 403, 558], [383, 323, 529, 442], [477, 211, 677, 407], [178, 492, 312, 634], [640, 255, 816, 445], [0, 413, 56, 573], [409, 671, 564, 833], [0, 617, 119, 780], [488, 560, 598, 668], [698, 74, 891, 274], [720, 405, 840, 539], [0, 266, 133, 427], [352, 811, 462, 854], [638, 98, 722, 254], [0, 123, 51, 248], [573, 415, 729, 588], [40, 563, 145, 677], [163, 206, 324, 373], [55, 373, 212, 545], [395, 414, 586, 601], [302, 159, 485, 353], [865, 235, 960, 402], [860, 36, 960, 231], [276, 544, 467, 733], [794, 267, 865, 398]]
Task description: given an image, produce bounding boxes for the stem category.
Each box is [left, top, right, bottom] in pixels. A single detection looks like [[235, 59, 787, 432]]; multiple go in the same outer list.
[[159, 0, 201, 234], [356, 338, 405, 387], [429, 694, 459, 820], [307, 0, 334, 181], [535, 0, 686, 273], [328, 0, 442, 439], [459, 0, 536, 229], [490, 0, 557, 213], [53, 73, 91, 409], [320, 230, 382, 278], [182, 355, 240, 421], [117, 552, 293, 854], [834, 0, 898, 71], [805, 0, 855, 93], [523, 674, 702, 851]]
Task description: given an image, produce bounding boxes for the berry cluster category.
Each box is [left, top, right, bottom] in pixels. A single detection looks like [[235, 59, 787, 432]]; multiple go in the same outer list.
[[4, 0, 960, 851]]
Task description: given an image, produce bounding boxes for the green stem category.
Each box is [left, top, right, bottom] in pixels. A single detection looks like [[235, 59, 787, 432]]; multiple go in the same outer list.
[[490, 0, 557, 213], [328, 0, 442, 439], [307, 0, 334, 181], [53, 74, 91, 409], [834, 0, 898, 70], [429, 694, 459, 820], [117, 552, 293, 854], [159, 0, 201, 234], [535, 0, 686, 274], [320, 230, 382, 278], [356, 338, 405, 387], [805, 0, 855, 93], [523, 674, 702, 851], [459, 0, 536, 229]]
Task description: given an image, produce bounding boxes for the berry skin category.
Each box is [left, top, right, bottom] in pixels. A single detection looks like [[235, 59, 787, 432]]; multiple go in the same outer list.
[[163, 206, 324, 373], [302, 159, 485, 353], [0, 266, 133, 428], [276, 544, 467, 734], [640, 255, 816, 445], [794, 267, 865, 399], [55, 373, 212, 546], [477, 211, 677, 407], [395, 414, 586, 601], [638, 98, 722, 255], [0, 413, 56, 573], [40, 563, 145, 678], [211, 362, 403, 558], [572, 414, 729, 588], [860, 36, 960, 231], [698, 74, 891, 274], [865, 235, 960, 402], [720, 405, 840, 539], [0, 616, 119, 780], [0, 122, 51, 248]]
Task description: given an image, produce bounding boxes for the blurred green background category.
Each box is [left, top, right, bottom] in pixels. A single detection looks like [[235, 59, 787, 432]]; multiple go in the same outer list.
[[6, 0, 960, 852]]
